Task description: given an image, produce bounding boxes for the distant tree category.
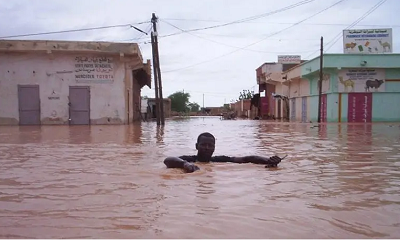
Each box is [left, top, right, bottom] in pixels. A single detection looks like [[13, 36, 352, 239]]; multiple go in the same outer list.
[[188, 102, 200, 112], [238, 90, 254, 100], [223, 104, 232, 111], [168, 91, 191, 112]]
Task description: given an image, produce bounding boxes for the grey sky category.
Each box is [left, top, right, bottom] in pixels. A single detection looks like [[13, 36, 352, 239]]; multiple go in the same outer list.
[[1, 0, 399, 107]]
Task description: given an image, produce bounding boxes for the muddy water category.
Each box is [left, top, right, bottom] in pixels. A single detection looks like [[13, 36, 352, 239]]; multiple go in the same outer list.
[[0, 117, 399, 238]]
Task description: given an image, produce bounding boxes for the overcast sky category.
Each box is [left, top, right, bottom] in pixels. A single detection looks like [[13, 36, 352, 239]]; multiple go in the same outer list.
[[1, 0, 399, 107]]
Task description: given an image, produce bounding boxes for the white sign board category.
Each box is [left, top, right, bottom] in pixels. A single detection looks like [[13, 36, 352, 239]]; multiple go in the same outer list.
[[277, 55, 301, 64], [337, 69, 386, 93], [74, 56, 114, 83], [343, 28, 392, 54]]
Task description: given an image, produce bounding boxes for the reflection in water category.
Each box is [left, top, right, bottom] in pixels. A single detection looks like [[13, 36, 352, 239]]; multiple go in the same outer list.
[[0, 118, 399, 238], [124, 123, 143, 144], [68, 126, 92, 144], [156, 125, 164, 144]]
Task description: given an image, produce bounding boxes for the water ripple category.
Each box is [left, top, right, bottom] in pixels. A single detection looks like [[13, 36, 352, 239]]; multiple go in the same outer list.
[[0, 119, 399, 238]]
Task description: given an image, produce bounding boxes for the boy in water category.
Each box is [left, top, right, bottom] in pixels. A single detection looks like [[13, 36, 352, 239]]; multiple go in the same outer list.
[[164, 132, 283, 173]]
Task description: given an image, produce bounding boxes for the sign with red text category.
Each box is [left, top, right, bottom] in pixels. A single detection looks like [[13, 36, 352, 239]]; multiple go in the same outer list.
[[348, 93, 372, 122], [74, 56, 114, 83], [277, 55, 301, 64]]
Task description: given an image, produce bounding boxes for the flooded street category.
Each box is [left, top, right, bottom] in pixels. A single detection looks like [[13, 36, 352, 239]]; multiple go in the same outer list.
[[0, 117, 399, 238]]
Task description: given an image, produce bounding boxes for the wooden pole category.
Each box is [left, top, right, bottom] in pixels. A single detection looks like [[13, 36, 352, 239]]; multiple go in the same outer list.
[[317, 36, 324, 123], [151, 31, 160, 125], [152, 13, 165, 125]]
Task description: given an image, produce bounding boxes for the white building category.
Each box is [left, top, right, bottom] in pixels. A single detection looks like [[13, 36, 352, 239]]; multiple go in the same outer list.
[[0, 40, 151, 125]]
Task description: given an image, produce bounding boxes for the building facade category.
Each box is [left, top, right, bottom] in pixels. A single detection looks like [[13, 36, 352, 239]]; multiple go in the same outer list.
[[283, 54, 400, 122], [256, 61, 304, 120], [0, 40, 151, 125]]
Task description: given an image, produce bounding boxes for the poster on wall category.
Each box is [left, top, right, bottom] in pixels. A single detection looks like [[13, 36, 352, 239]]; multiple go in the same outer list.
[[74, 56, 114, 83], [337, 69, 385, 93], [343, 28, 392, 54]]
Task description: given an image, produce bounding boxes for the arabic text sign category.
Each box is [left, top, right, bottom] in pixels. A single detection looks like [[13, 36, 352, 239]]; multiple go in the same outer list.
[[277, 55, 301, 64], [337, 69, 385, 93], [343, 28, 392, 54], [74, 56, 114, 83]]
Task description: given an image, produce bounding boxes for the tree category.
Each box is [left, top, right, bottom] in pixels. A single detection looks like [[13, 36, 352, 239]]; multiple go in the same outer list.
[[238, 90, 254, 100], [188, 102, 200, 112], [168, 91, 191, 112]]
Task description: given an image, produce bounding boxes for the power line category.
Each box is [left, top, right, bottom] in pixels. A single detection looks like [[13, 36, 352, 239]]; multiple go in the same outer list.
[[157, 0, 315, 39], [0, 21, 149, 39], [163, 18, 400, 28], [121, 23, 153, 42], [162, 0, 346, 74], [324, 0, 387, 52], [304, 0, 387, 58], [161, 19, 319, 54]]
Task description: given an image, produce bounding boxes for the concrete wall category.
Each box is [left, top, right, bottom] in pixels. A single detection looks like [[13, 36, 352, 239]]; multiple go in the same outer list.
[[288, 78, 309, 98], [372, 93, 400, 121], [301, 54, 400, 77], [262, 63, 282, 81], [0, 52, 134, 125], [233, 99, 251, 117]]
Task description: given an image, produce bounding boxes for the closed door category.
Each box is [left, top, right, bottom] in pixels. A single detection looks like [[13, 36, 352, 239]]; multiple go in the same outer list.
[[291, 98, 296, 121], [69, 86, 90, 125], [18, 85, 40, 125], [348, 93, 372, 122], [301, 97, 307, 122]]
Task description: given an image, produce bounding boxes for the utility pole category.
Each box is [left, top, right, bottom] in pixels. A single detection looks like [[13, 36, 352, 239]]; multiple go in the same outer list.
[[151, 28, 160, 125], [203, 94, 205, 112], [151, 13, 165, 125], [317, 36, 324, 123]]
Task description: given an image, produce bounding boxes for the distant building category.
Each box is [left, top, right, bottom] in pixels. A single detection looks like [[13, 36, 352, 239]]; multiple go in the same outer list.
[[0, 40, 151, 125], [203, 107, 224, 115], [256, 60, 305, 119], [147, 98, 171, 119]]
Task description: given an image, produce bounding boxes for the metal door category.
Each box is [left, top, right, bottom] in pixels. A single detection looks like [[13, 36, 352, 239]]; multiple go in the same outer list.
[[348, 93, 372, 122], [18, 85, 40, 125], [69, 86, 90, 125], [301, 96, 307, 122], [290, 98, 296, 121]]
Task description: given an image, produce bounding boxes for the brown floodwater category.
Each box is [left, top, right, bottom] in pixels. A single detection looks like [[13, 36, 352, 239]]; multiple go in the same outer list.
[[0, 117, 399, 238]]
